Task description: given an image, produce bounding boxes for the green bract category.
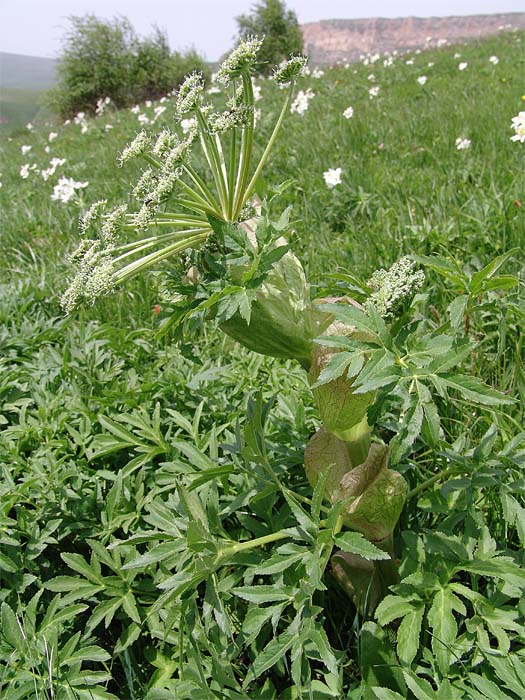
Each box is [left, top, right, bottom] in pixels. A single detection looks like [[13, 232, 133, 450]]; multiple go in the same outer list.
[[220, 244, 314, 362], [309, 320, 375, 440]]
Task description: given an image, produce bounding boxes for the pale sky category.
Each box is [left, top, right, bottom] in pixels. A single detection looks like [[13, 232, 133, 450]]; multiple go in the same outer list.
[[1, 0, 524, 60]]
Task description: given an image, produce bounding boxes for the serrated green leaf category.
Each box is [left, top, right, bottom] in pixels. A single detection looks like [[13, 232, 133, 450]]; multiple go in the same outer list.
[[231, 585, 294, 604], [243, 629, 295, 686], [1, 602, 23, 649], [334, 532, 391, 561], [397, 605, 424, 666], [375, 595, 416, 626], [442, 374, 513, 405], [427, 587, 457, 675]]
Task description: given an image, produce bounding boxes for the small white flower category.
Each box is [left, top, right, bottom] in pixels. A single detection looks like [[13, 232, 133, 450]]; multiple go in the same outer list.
[[368, 73, 376, 81], [51, 177, 88, 203], [20, 163, 38, 178], [207, 86, 221, 94], [63, 119, 71, 125], [510, 111, 525, 143], [48, 132, 58, 142], [417, 75, 427, 85], [105, 124, 113, 131], [454, 52, 461, 59], [405, 59, 414, 65], [26, 122, 33, 130], [455, 137, 471, 150], [130, 105, 141, 114], [44, 146, 50, 153], [138, 113, 151, 126], [145, 100, 152, 108], [343, 106, 354, 119], [153, 105, 166, 120], [323, 167, 342, 188], [21, 145, 32, 155], [427, 61, 434, 67], [368, 86, 380, 98], [489, 55, 499, 65], [311, 68, 324, 78], [458, 62, 468, 71], [160, 96, 167, 103], [252, 83, 262, 101]]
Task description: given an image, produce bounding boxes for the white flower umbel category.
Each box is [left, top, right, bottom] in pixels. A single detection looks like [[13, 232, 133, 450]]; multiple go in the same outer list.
[[343, 106, 354, 119], [489, 55, 499, 65], [367, 257, 424, 318], [368, 86, 380, 99], [510, 111, 525, 143], [63, 36, 306, 312], [323, 167, 342, 188], [417, 75, 427, 85], [458, 62, 468, 71], [455, 137, 471, 150]]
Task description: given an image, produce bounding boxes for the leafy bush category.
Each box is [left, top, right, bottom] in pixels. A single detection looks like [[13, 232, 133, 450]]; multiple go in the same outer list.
[[236, 0, 304, 75], [48, 15, 209, 117]]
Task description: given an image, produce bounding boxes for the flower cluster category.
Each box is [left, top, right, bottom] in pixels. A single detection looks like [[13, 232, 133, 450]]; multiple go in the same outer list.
[[343, 106, 354, 119], [176, 72, 204, 115], [366, 257, 424, 318]]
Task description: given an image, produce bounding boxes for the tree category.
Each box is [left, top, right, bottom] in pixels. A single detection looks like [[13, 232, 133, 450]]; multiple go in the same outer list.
[[236, 0, 304, 76]]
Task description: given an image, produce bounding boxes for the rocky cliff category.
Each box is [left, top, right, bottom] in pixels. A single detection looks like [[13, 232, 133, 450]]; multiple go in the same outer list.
[[301, 12, 525, 64]]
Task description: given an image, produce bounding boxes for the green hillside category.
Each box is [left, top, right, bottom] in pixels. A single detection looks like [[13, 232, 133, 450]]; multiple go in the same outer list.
[[0, 52, 56, 133], [0, 31, 524, 700]]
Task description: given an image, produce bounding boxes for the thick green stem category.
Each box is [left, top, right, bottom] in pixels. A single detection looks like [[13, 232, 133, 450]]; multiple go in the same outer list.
[[232, 73, 255, 219], [195, 108, 229, 218]]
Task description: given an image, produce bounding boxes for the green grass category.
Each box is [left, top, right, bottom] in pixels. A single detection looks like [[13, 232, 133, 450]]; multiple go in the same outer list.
[[0, 31, 524, 699]]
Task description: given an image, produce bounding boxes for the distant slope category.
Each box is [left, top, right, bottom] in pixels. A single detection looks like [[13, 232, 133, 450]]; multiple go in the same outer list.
[[0, 52, 57, 90], [301, 12, 525, 64]]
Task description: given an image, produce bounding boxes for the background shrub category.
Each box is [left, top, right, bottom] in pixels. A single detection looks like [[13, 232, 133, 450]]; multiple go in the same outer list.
[[48, 15, 210, 117]]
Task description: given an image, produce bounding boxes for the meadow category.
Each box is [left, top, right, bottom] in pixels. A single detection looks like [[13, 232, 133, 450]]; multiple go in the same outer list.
[[0, 30, 524, 699]]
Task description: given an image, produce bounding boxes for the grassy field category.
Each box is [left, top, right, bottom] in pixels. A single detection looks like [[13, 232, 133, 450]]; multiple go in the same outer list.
[[0, 31, 524, 699]]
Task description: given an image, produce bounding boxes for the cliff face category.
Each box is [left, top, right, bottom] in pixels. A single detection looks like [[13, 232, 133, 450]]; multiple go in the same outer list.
[[301, 13, 525, 64]]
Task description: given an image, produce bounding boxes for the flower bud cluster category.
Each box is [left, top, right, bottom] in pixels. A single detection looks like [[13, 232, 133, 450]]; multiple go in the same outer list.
[[118, 131, 152, 166], [215, 36, 263, 85], [208, 104, 254, 133], [176, 72, 204, 115], [272, 55, 308, 85], [79, 199, 108, 234], [366, 256, 424, 318], [62, 240, 115, 313]]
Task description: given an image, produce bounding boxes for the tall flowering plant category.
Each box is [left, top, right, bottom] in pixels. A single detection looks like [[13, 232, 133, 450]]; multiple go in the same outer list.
[[63, 37, 513, 612]]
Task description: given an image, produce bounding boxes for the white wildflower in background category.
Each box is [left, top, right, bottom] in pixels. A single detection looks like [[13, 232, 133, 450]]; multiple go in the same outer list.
[[138, 113, 151, 126], [44, 146, 50, 154], [405, 59, 414, 65], [252, 83, 262, 101], [368, 73, 376, 81], [48, 132, 58, 142], [510, 111, 525, 142], [489, 55, 499, 65], [427, 61, 435, 67], [74, 112, 89, 133], [95, 96, 111, 116], [21, 145, 32, 154], [20, 163, 37, 178], [323, 167, 342, 188], [417, 76, 427, 85], [458, 62, 468, 71], [290, 88, 315, 116], [105, 124, 113, 131], [130, 105, 141, 114], [367, 256, 425, 318], [369, 86, 380, 98], [41, 157, 66, 181], [343, 106, 354, 119], [455, 137, 471, 150], [26, 122, 33, 130], [145, 100, 152, 108], [153, 105, 166, 121], [454, 52, 461, 58], [207, 86, 221, 94], [311, 68, 324, 78], [51, 177, 89, 203]]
